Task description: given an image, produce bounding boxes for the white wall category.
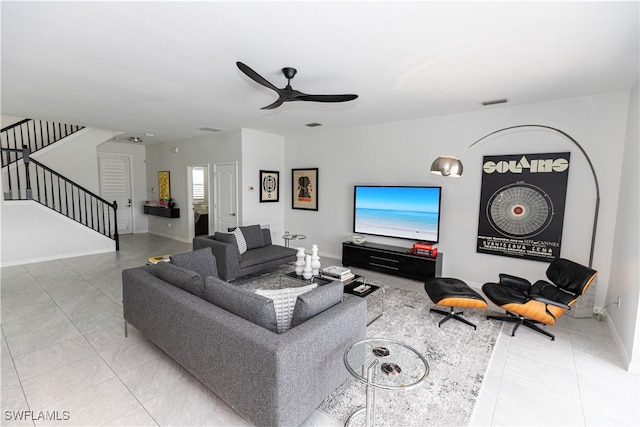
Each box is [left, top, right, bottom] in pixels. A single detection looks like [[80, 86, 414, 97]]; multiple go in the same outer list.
[[97, 140, 149, 233], [144, 130, 244, 242], [1, 202, 115, 266], [607, 82, 640, 372], [285, 92, 630, 310], [31, 128, 115, 193], [241, 129, 286, 243]]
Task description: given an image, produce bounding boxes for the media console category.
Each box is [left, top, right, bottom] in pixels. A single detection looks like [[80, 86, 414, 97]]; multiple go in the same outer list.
[[342, 241, 442, 281]]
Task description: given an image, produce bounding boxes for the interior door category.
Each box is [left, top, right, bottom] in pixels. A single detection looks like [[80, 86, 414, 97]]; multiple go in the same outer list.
[[214, 162, 238, 232], [98, 154, 133, 234]]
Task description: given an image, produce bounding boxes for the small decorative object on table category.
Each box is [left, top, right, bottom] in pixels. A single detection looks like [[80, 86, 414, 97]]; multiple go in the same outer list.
[[295, 247, 306, 276], [303, 254, 313, 280], [372, 347, 389, 357], [381, 362, 401, 376], [311, 244, 321, 275]]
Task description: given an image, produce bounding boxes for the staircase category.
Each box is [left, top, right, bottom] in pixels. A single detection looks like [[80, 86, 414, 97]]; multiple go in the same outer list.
[[1, 119, 119, 250]]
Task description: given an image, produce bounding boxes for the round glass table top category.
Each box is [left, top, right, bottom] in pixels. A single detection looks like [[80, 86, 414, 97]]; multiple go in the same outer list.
[[344, 338, 429, 390], [282, 233, 307, 240]]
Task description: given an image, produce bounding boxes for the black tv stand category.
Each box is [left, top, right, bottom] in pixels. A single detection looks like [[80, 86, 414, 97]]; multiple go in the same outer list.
[[342, 241, 442, 281]]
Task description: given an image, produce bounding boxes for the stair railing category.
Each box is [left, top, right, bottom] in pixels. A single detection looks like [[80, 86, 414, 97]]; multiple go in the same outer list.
[[2, 145, 119, 250], [1, 119, 85, 167]]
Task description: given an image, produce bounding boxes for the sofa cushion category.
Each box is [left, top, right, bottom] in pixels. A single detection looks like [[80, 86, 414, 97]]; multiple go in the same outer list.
[[239, 225, 266, 249], [291, 281, 344, 328], [170, 248, 218, 280], [239, 245, 297, 268], [204, 277, 278, 333], [232, 228, 248, 254], [152, 262, 205, 298], [255, 283, 317, 333]]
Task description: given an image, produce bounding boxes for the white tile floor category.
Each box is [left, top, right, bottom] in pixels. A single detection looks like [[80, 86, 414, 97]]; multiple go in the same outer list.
[[1, 234, 638, 426]]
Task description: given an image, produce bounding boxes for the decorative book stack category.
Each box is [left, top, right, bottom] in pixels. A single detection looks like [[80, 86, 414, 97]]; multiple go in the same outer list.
[[321, 265, 355, 282], [148, 255, 171, 264]]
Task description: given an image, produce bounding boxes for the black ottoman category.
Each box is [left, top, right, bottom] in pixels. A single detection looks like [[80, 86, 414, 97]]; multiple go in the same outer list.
[[425, 277, 488, 330]]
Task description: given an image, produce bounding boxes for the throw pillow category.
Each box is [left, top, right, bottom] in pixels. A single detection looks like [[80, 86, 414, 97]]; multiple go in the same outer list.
[[170, 248, 218, 279], [232, 227, 248, 255], [255, 283, 317, 333], [239, 225, 265, 249], [291, 281, 344, 328], [153, 262, 205, 298], [204, 277, 278, 333]]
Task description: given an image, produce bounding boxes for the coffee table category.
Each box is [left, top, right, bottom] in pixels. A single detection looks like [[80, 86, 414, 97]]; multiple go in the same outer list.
[[343, 338, 429, 427], [344, 279, 385, 325], [279, 271, 333, 287], [279, 271, 384, 325]]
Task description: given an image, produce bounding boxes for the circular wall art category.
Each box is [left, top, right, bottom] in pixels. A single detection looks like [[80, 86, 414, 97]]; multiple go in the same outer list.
[[486, 182, 554, 238]]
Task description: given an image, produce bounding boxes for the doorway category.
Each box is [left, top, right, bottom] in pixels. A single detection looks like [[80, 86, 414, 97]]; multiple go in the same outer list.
[[187, 164, 210, 239]]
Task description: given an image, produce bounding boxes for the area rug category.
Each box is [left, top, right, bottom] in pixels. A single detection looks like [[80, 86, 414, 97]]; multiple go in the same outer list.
[[233, 265, 502, 426]]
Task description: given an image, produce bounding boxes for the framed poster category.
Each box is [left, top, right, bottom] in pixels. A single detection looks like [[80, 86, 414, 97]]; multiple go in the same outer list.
[[260, 170, 279, 202], [292, 168, 318, 211], [158, 171, 171, 207], [477, 152, 570, 262]]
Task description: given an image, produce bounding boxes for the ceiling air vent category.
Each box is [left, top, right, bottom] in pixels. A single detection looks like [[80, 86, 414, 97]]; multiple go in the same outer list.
[[306, 122, 322, 127], [198, 127, 222, 133], [481, 98, 508, 106]]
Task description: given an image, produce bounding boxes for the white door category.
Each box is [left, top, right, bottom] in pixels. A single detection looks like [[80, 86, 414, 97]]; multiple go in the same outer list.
[[214, 162, 238, 232], [98, 154, 133, 234]]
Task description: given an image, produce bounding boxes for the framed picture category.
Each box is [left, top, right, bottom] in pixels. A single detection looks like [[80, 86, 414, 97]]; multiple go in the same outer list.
[[158, 171, 171, 207], [260, 170, 279, 202], [292, 168, 318, 211]]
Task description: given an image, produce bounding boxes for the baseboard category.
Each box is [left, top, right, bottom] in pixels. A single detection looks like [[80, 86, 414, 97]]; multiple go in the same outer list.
[[604, 308, 635, 372], [1, 246, 115, 267]]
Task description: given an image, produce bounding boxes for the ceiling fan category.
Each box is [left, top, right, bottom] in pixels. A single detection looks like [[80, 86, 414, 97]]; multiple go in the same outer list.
[[236, 61, 358, 110]]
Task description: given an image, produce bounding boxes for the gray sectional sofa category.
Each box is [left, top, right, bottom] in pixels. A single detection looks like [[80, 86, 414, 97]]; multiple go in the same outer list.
[[122, 248, 367, 427], [193, 225, 296, 281]]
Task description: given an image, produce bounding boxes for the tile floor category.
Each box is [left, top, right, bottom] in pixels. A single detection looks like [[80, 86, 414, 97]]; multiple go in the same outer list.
[[1, 233, 638, 426]]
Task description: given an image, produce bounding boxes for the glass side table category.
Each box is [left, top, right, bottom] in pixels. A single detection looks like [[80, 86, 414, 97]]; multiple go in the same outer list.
[[282, 232, 306, 248], [343, 338, 429, 427]]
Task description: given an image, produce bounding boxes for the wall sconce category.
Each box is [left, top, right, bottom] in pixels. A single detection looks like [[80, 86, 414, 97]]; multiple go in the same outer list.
[[430, 124, 600, 267]]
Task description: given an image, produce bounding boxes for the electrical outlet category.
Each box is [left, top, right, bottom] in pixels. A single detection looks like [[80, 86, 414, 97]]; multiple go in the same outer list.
[[617, 296, 621, 309]]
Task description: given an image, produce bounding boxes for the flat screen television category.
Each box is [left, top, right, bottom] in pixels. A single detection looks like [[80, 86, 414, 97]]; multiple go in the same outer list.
[[353, 185, 442, 243]]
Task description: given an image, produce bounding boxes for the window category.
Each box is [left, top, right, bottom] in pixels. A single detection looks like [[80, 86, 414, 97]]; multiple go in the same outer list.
[[193, 167, 206, 202]]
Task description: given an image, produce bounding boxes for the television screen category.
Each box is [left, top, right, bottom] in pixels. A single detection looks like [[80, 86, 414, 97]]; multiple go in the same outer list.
[[353, 186, 442, 242]]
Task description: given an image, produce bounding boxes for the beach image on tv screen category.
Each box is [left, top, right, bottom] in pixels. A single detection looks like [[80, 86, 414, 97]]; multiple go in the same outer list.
[[354, 186, 440, 241]]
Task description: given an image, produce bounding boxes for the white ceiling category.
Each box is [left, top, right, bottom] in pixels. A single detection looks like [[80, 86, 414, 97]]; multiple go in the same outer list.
[[2, 1, 638, 144]]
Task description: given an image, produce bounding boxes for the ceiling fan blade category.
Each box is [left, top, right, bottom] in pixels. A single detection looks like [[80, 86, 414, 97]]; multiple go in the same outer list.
[[261, 98, 285, 110], [297, 94, 358, 103], [236, 62, 280, 92]]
